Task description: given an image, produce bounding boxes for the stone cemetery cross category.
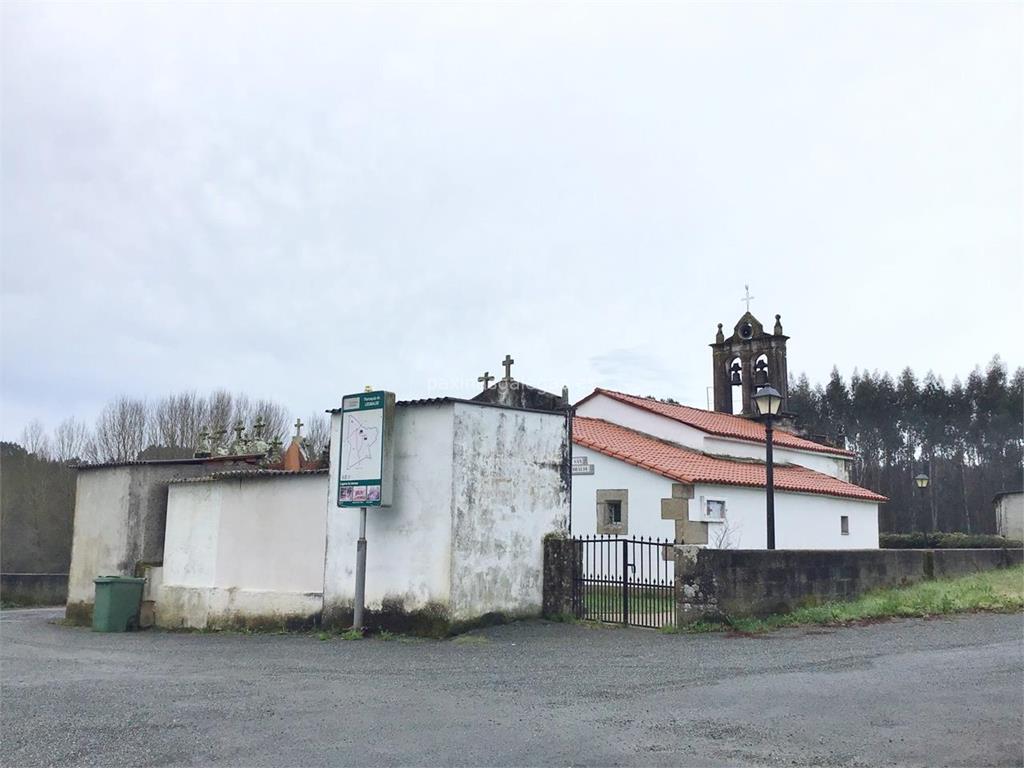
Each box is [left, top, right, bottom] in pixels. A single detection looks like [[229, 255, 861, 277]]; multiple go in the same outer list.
[[233, 422, 245, 441], [502, 354, 515, 383], [478, 371, 494, 391], [741, 284, 755, 312], [253, 416, 266, 438], [293, 418, 304, 438]]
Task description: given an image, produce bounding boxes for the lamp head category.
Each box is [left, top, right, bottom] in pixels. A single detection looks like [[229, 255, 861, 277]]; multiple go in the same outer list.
[[914, 473, 930, 489], [753, 385, 783, 417]]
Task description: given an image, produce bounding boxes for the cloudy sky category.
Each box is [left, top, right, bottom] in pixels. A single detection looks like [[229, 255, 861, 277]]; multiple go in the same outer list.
[[2, 2, 1020, 439]]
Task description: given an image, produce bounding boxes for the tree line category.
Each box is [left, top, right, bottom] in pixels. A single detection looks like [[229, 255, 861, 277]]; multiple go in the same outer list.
[[2, 390, 330, 573], [17, 390, 331, 464], [789, 355, 1022, 535]]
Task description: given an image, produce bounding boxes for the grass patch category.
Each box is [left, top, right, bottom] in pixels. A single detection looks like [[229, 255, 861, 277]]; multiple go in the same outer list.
[[580, 585, 674, 617], [451, 634, 489, 645], [694, 566, 1024, 635], [338, 628, 363, 640]]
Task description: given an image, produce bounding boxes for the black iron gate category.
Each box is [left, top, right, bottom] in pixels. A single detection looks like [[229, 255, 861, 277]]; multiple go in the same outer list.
[[572, 536, 675, 628]]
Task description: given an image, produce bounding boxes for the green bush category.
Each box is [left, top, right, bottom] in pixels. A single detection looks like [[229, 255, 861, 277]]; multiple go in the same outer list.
[[879, 532, 1023, 549]]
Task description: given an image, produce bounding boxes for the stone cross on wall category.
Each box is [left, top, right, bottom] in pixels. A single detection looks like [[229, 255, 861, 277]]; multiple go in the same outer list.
[[478, 371, 494, 391], [741, 284, 755, 312], [502, 354, 515, 383], [293, 418, 304, 439]]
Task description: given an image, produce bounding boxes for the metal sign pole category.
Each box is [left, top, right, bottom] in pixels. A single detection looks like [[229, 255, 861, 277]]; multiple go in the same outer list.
[[353, 506, 367, 631]]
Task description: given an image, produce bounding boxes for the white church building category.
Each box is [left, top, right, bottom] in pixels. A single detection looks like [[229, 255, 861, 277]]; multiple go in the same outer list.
[[571, 388, 884, 549]]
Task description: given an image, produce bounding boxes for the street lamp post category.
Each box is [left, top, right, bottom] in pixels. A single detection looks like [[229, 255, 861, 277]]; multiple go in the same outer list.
[[753, 385, 784, 550], [914, 472, 930, 531]]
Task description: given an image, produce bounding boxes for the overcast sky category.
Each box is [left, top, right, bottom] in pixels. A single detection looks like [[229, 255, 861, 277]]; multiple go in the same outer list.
[[1, 2, 1021, 439]]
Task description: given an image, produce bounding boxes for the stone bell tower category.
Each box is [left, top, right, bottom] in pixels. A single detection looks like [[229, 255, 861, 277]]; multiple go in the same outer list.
[[710, 310, 790, 417]]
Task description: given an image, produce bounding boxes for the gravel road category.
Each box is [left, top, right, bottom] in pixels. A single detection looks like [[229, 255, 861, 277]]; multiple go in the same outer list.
[[2, 609, 1022, 767]]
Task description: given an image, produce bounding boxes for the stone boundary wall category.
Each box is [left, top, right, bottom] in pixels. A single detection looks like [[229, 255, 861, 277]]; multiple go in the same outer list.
[[676, 547, 1024, 624], [1, 573, 68, 606]]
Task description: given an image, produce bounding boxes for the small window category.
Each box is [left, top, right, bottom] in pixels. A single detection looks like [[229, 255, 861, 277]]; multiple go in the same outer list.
[[841, 515, 849, 535], [607, 500, 622, 524], [705, 499, 726, 520], [596, 490, 628, 534]]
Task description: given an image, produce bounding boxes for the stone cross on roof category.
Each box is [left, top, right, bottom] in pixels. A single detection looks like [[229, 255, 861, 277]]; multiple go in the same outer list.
[[741, 284, 755, 313], [293, 418, 304, 438], [502, 354, 515, 383], [478, 371, 494, 391]]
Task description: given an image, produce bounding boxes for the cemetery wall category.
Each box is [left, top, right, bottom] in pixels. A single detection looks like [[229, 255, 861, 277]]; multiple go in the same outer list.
[[448, 403, 569, 620], [157, 471, 327, 630], [65, 459, 253, 625], [322, 403, 457, 628]]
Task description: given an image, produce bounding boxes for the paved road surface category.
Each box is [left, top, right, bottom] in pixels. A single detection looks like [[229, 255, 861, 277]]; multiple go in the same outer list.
[[2, 609, 1022, 767]]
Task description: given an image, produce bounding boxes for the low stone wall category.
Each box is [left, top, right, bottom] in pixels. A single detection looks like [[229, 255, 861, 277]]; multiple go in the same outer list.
[[676, 547, 1023, 624], [1, 573, 68, 606]]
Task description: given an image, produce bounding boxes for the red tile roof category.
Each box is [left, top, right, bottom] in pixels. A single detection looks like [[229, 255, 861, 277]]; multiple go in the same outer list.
[[577, 388, 855, 457], [573, 417, 886, 503]]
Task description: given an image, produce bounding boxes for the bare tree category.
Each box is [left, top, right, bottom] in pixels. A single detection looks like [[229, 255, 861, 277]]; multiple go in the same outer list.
[[303, 412, 330, 460], [207, 389, 235, 436], [20, 419, 51, 459], [92, 397, 149, 463], [710, 517, 740, 549], [51, 417, 91, 463], [150, 391, 207, 449]]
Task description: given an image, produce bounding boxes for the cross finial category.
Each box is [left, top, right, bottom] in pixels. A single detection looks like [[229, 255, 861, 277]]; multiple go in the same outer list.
[[741, 284, 755, 313], [478, 371, 494, 391], [294, 418, 304, 438], [502, 354, 515, 383]]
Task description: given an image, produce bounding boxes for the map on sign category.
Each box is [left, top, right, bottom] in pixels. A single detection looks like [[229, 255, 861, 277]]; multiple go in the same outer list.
[[344, 414, 379, 470]]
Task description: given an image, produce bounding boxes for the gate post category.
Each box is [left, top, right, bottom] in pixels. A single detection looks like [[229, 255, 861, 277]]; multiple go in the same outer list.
[[622, 539, 629, 626]]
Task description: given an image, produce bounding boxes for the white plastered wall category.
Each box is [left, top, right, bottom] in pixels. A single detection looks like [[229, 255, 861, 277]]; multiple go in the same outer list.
[[691, 483, 879, 550], [158, 474, 328, 628], [67, 467, 133, 605], [571, 445, 879, 551], [322, 403, 456, 617], [570, 447, 676, 540]]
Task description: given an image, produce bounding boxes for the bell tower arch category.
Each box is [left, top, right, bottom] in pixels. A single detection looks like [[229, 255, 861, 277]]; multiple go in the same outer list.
[[710, 311, 789, 417]]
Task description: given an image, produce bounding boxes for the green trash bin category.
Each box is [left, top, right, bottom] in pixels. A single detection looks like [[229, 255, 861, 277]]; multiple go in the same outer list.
[[92, 576, 146, 632]]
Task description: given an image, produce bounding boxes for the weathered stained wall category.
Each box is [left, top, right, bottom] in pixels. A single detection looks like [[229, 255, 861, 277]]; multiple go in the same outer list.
[[675, 546, 1024, 623], [994, 492, 1023, 541], [66, 467, 132, 612], [322, 403, 456, 627], [448, 403, 569, 620], [322, 400, 571, 632], [158, 473, 328, 629], [65, 461, 247, 624]]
